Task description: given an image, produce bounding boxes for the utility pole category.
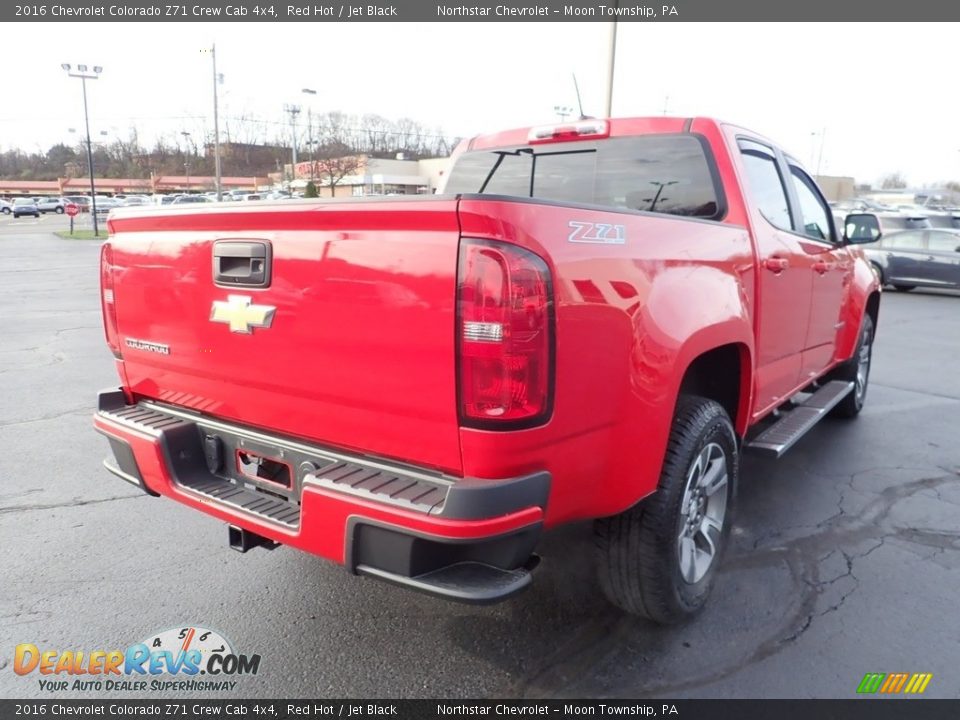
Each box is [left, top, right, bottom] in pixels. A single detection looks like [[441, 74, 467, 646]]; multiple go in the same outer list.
[[210, 43, 223, 201]]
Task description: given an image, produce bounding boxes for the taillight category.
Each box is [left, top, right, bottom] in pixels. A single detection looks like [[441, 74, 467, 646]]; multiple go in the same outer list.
[[100, 243, 121, 359], [457, 239, 554, 429]]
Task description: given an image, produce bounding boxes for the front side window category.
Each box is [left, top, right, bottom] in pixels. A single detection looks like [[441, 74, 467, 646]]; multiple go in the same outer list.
[[444, 134, 722, 219], [738, 141, 792, 230], [789, 167, 834, 242]]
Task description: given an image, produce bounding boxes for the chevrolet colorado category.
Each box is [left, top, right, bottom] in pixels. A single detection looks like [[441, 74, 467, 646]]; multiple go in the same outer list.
[[94, 117, 881, 623]]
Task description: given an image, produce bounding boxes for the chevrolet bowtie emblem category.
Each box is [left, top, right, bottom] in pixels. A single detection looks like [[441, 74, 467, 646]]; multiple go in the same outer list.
[[210, 295, 276, 334]]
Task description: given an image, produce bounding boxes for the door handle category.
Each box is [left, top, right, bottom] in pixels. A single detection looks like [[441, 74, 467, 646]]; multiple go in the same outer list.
[[763, 257, 789, 273], [812, 260, 831, 274]]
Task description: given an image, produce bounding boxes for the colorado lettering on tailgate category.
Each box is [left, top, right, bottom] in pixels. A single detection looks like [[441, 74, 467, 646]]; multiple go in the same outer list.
[[94, 116, 881, 624]]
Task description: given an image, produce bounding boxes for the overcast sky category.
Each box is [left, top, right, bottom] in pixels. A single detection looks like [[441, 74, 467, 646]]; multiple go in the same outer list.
[[1, 22, 954, 186]]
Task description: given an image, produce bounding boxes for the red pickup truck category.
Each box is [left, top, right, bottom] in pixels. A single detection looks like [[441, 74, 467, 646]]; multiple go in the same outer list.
[[94, 117, 881, 623]]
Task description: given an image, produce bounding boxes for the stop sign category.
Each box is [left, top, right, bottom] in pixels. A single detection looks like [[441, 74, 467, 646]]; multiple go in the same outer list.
[[65, 203, 79, 217]]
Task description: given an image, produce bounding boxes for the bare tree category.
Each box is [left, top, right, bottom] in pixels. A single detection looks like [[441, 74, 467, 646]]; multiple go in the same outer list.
[[880, 172, 908, 189], [312, 144, 362, 197]]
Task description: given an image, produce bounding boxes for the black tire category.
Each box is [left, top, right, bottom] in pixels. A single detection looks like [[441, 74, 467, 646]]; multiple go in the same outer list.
[[55, 206, 64, 214], [893, 285, 915, 292], [1, 208, 10, 215], [830, 314, 874, 418], [594, 396, 738, 624]]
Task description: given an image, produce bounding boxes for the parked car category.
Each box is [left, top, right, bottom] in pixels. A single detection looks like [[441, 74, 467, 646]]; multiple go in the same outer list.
[[121, 196, 151, 207], [0, 198, 12, 214], [12, 198, 40, 218], [63, 196, 92, 212], [863, 228, 960, 291], [94, 116, 882, 623], [92, 197, 122, 214], [171, 195, 213, 205], [36, 197, 67, 214]]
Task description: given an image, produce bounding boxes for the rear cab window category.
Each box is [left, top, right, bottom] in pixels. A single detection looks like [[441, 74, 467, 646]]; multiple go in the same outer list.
[[444, 134, 724, 220]]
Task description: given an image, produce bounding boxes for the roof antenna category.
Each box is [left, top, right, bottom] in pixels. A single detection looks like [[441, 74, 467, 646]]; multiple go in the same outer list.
[[573, 73, 591, 120]]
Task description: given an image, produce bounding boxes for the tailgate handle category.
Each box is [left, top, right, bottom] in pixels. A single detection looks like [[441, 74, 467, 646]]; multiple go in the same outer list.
[[213, 241, 271, 287]]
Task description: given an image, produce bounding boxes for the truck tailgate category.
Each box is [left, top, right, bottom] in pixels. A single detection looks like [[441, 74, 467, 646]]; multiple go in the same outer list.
[[106, 199, 463, 474]]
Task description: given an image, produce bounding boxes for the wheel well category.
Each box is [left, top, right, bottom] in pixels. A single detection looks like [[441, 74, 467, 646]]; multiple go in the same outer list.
[[869, 261, 884, 284], [678, 344, 745, 432], [865, 290, 880, 331]]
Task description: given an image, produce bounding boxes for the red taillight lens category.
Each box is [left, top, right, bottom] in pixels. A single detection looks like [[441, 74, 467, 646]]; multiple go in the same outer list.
[[457, 239, 553, 429], [100, 243, 121, 358]]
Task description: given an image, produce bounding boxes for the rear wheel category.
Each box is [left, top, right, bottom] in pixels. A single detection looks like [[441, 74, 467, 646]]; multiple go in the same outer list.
[[830, 315, 874, 418], [55, 206, 64, 214], [893, 284, 915, 292], [595, 396, 737, 624]]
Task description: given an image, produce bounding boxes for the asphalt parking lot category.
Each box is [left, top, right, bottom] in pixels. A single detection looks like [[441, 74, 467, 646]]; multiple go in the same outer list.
[[1, 214, 958, 700]]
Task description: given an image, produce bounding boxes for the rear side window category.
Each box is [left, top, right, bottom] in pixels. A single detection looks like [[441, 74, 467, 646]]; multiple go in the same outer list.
[[883, 232, 924, 250], [444, 135, 723, 219], [738, 141, 792, 231], [927, 232, 960, 253]]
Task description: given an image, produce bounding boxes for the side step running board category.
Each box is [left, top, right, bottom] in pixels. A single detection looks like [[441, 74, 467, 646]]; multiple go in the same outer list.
[[356, 560, 535, 605], [746, 380, 854, 458]]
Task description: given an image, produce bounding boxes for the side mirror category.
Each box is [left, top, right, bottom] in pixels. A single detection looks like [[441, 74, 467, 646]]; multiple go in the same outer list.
[[844, 213, 882, 244]]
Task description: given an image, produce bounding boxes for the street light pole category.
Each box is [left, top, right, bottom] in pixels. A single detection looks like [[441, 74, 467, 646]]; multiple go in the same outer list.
[[181, 131, 193, 192], [603, 10, 619, 117], [302, 88, 317, 181], [62, 63, 102, 236], [283, 103, 301, 187]]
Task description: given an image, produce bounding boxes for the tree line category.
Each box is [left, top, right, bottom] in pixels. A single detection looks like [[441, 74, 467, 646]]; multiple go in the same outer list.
[[0, 112, 459, 180]]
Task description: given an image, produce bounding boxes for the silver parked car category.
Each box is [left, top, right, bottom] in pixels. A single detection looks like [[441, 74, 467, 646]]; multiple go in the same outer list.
[[864, 228, 960, 291], [36, 197, 66, 214]]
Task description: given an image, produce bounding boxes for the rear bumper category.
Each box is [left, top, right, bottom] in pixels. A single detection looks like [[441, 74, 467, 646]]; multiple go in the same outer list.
[[93, 389, 548, 603]]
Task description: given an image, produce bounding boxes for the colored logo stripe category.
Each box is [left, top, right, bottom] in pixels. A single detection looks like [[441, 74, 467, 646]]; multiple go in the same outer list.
[[857, 673, 885, 694], [880, 673, 909, 693], [904, 673, 933, 694], [858, 672, 932, 694]]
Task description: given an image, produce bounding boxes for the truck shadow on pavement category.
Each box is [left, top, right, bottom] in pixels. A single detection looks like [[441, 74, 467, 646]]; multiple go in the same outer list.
[[441, 448, 960, 698]]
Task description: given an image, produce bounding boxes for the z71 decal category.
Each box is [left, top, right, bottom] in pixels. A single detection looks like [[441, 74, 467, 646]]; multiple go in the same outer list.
[[567, 221, 626, 245]]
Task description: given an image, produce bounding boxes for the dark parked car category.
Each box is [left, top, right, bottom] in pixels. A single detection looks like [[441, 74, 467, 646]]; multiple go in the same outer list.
[[864, 228, 960, 291], [12, 198, 40, 218]]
